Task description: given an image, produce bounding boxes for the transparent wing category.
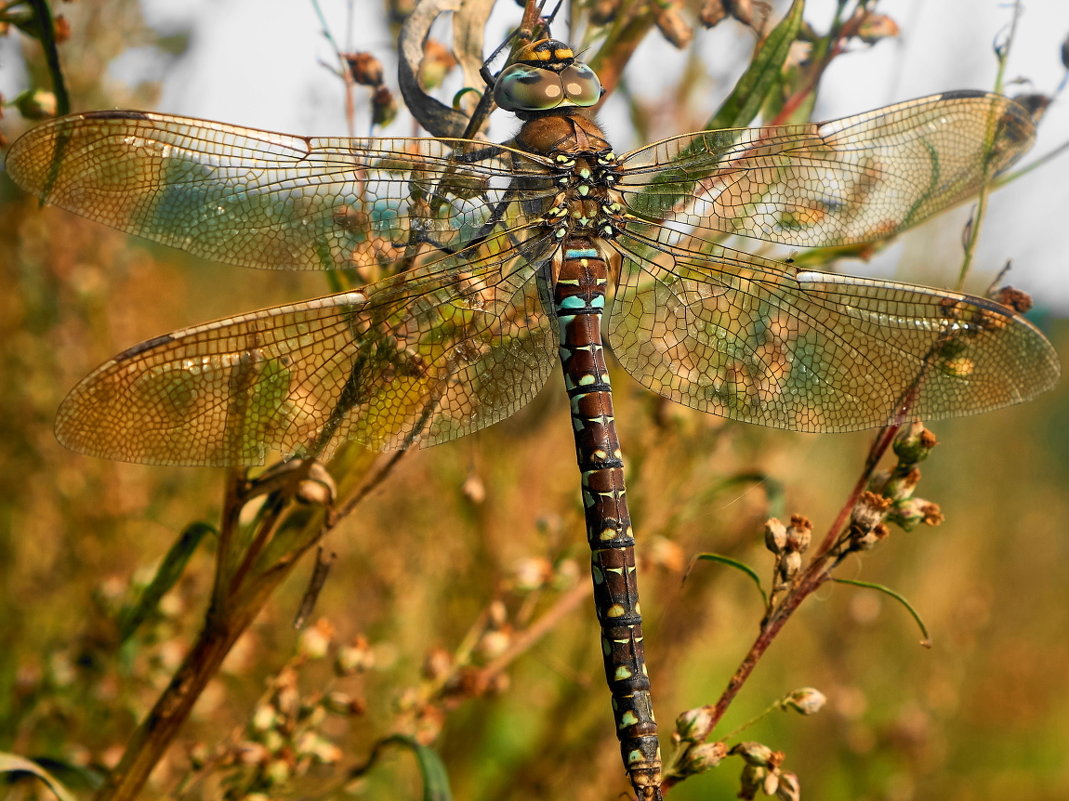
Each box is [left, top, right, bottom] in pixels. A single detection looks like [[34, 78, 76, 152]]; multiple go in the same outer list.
[[607, 229, 1059, 432], [616, 92, 1035, 247], [6, 110, 560, 271], [56, 229, 561, 465]]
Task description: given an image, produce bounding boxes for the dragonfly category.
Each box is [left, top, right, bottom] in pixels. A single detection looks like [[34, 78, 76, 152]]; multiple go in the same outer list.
[[6, 36, 1060, 801]]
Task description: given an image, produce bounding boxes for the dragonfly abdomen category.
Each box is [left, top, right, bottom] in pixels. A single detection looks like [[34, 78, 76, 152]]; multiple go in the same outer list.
[[555, 238, 661, 797]]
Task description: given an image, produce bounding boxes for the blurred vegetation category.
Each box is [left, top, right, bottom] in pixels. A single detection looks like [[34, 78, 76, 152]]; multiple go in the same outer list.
[[1, 1, 1068, 800]]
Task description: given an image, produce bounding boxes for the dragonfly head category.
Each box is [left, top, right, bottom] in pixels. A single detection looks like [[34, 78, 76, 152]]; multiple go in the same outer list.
[[493, 38, 602, 113]]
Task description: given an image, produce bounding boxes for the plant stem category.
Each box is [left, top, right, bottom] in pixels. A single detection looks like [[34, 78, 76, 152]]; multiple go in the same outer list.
[[92, 603, 249, 801], [93, 480, 332, 801]]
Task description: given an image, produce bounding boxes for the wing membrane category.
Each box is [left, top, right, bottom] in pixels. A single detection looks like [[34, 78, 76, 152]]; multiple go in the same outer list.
[[607, 229, 1059, 432], [616, 92, 1035, 248], [55, 229, 560, 465], [6, 110, 560, 271]]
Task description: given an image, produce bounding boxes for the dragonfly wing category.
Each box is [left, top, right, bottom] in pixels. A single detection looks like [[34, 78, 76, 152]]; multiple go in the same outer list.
[[607, 230, 1059, 432], [6, 110, 559, 271], [616, 92, 1035, 247], [56, 230, 560, 465]]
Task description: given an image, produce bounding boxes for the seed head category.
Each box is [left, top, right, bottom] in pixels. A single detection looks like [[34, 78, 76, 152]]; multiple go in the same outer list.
[[674, 706, 715, 744], [786, 515, 812, 553], [783, 687, 827, 715], [764, 518, 788, 554]]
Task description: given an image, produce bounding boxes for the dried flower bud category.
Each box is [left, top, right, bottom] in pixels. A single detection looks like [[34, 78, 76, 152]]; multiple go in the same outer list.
[[250, 703, 278, 733], [764, 518, 787, 554], [335, 635, 374, 675], [852, 522, 890, 551], [415, 703, 446, 742], [53, 15, 71, 44], [700, 0, 728, 27], [727, 0, 761, 27], [371, 86, 398, 128], [236, 740, 270, 764], [855, 13, 900, 44], [991, 285, 1034, 314], [422, 647, 453, 682], [14, 89, 57, 120], [674, 706, 715, 744], [297, 618, 335, 659], [776, 771, 801, 801], [738, 763, 765, 800], [851, 491, 891, 531], [296, 730, 343, 762], [778, 550, 802, 582], [487, 671, 510, 695], [888, 498, 944, 531], [488, 599, 508, 627], [264, 757, 292, 785], [300, 699, 326, 727], [653, 3, 693, 49], [344, 52, 384, 86], [274, 675, 300, 718], [510, 557, 553, 591], [323, 690, 365, 716], [476, 629, 511, 661], [730, 741, 780, 768], [783, 687, 827, 715], [552, 557, 581, 588], [419, 39, 456, 89], [762, 768, 781, 795], [786, 515, 811, 553], [260, 728, 284, 753], [892, 422, 937, 464], [462, 471, 486, 503], [884, 466, 921, 501], [189, 742, 210, 770], [679, 741, 728, 775]]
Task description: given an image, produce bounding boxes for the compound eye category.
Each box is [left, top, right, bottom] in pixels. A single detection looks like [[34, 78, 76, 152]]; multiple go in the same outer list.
[[493, 64, 565, 112], [560, 63, 602, 107]]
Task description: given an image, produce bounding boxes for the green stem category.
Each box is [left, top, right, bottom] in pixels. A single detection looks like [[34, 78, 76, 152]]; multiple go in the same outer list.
[[957, 0, 1021, 289]]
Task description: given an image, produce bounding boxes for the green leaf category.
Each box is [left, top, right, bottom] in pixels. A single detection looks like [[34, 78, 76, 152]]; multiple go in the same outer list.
[[452, 86, 482, 110], [831, 578, 932, 647], [628, 0, 805, 222], [382, 736, 454, 801], [695, 554, 768, 606], [0, 753, 79, 801], [118, 521, 214, 642], [705, 0, 805, 130]]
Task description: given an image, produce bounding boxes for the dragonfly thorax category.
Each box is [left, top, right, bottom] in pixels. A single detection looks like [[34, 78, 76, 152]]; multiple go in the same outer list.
[[545, 193, 625, 241]]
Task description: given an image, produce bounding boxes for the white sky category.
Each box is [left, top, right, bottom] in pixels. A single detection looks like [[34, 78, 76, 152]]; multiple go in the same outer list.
[[7, 0, 1069, 312]]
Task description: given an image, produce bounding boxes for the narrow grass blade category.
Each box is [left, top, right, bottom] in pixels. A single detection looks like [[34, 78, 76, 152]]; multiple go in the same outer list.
[[832, 578, 932, 647], [695, 554, 768, 606], [0, 753, 78, 801]]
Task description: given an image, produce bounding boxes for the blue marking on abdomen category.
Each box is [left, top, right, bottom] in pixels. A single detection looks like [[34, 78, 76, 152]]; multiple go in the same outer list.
[[565, 247, 600, 259]]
